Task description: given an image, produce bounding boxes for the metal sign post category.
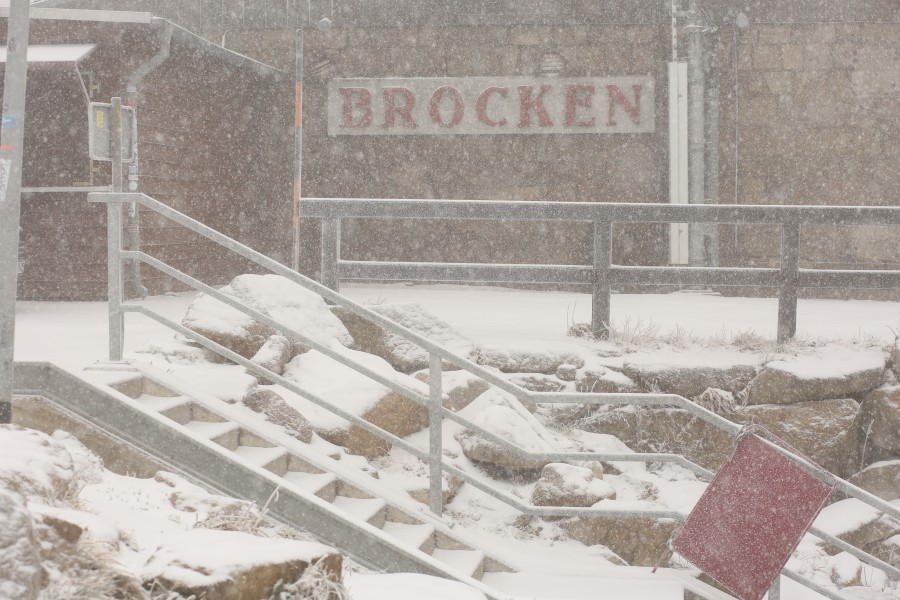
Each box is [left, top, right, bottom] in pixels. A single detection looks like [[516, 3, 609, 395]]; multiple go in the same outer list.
[[0, 0, 31, 424]]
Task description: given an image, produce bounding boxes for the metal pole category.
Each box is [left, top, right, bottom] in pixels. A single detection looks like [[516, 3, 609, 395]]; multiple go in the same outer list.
[[292, 28, 304, 272], [428, 352, 444, 515], [108, 98, 125, 360], [777, 219, 800, 343], [0, 0, 31, 423], [592, 220, 612, 337]]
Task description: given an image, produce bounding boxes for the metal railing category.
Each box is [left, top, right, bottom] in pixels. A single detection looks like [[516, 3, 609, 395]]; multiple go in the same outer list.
[[90, 192, 899, 600], [299, 198, 900, 343]]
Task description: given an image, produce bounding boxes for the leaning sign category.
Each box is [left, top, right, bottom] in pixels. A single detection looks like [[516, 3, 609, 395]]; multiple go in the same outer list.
[[328, 77, 654, 136]]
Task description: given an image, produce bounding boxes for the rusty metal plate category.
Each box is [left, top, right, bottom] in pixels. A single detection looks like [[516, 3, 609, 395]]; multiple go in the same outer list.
[[672, 434, 833, 600]]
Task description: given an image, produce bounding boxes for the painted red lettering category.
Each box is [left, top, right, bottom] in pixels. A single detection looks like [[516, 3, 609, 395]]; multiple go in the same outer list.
[[518, 85, 553, 128], [382, 87, 418, 129], [475, 87, 508, 127], [564, 84, 596, 127], [607, 84, 641, 127], [429, 86, 465, 128], [339, 87, 373, 128]]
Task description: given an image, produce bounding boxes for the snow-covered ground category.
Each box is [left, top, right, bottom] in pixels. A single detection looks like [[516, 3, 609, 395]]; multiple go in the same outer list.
[[13, 284, 900, 366], [6, 284, 900, 600]]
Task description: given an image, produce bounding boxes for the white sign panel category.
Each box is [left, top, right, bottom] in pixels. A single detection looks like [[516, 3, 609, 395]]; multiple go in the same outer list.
[[328, 77, 655, 136], [88, 102, 136, 162]]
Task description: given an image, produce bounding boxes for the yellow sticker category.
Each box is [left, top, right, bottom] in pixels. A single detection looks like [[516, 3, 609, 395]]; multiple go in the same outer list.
[[95, 110, 105, 129]]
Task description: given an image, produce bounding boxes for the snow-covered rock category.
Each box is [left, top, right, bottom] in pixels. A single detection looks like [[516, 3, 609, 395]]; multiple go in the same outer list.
[[746, 348, 886, 406], [855, 386, 900, 465], [281, 346, 429, 458], [333, 302, 473, 372], [142, 528, 341, 600], [848, 460, 900, 502], [561, 514, 678, 567], [455, 388, 558, 472], [736, 397, 861, 478], [575, 366, 638, 393], [622, 351, 758, 398], [182, 274, 352, 359], [815, 498, 900, 554], [531, 463, 616, 507], [0, 488, 45, 600], [243, 387, 314, 443], [892, 339, 900, 380], [473, 346, 585, 374], [245, 334, 293, 384], [414, 368, 490, 412], [0, 425, 77, 499]]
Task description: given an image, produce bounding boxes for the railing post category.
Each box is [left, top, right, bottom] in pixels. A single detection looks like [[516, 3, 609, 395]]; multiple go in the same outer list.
[[321, 218, 340, 292], [428, 352, 444, 515], [768, 574, 781, 600], [592, 219, 612, 338], [777, 218, 800, 343]]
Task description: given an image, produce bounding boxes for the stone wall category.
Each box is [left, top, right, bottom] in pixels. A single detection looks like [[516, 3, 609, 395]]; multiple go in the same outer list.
[[718, 23, 899, 280]]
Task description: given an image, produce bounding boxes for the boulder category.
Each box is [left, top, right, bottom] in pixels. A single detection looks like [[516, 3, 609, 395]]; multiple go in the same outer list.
[[561, 516, 679, 566], [575, 367, 638, 394], [863, 534, 900, 571], [332, 303, 472, 373], [455, 388, 558, 472], [735, 398, 860, 478], [556, 364, 578, 382], [509, 373, 567, 393], [243, 387, 314, 443], [848, 460, 900, 501], [578, 406, 735, 472], [579, 397, 860, 477], [855, 386, 900, 464], [245, 335, 293, 384], [142, 528, 342, 600], [0, 425, 76, 499], [815, 498, 900, 555], [746, 348, 886, 406], [531, 463, 616, 507], [473, 347, 585, 375], [281, 347, 429, 459], [414, 369, 490, 412], [622, 351, 758, 398], [0, 488, 45, 600], [182, 274, 352, 359]]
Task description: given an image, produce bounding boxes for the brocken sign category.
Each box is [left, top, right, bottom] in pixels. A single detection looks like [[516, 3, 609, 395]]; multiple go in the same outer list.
[[327, 77, 655, 136]]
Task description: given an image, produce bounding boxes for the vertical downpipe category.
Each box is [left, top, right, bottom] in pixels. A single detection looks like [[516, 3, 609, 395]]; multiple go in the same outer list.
[[428, 352, 444, 515], [292, 29, 304, 272], [108, 98, 125, 360]]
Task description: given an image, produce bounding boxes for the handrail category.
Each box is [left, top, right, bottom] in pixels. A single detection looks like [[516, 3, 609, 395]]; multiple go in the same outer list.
[[299, 197, 900, 342], [90, 192, 899, 600]]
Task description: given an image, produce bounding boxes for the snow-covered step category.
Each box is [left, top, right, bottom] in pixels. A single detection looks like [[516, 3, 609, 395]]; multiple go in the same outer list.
[[282, 471, 338, 501], [234, 445, 289, 476], [332, 496, 387, 528], [382, 521, 436, 554], [183, 420, 240, 450], [481, 571, 686, 600], [134, 394, 193, 424], [432, 548, 485, 580]]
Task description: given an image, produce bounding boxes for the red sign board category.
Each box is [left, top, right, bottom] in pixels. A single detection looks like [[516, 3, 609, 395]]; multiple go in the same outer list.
[[672, 434, 833, 600]]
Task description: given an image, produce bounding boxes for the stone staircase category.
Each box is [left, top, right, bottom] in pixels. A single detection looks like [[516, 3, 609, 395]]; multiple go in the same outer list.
[[14, 361, 733, 600]]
